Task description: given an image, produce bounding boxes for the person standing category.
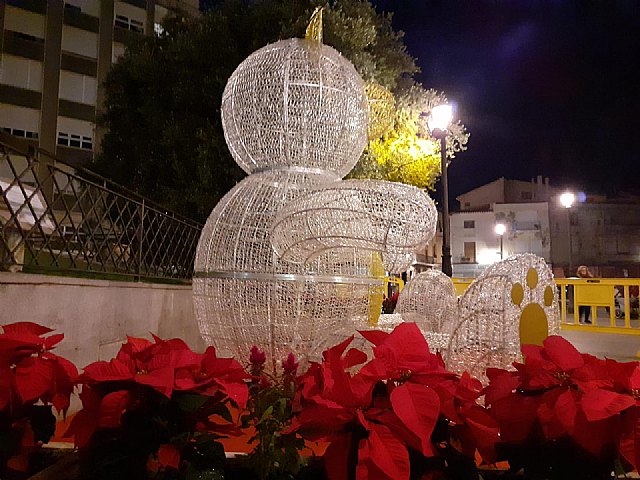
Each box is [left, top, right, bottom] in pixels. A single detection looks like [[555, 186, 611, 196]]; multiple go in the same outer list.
[[576, 265, 594, 324]]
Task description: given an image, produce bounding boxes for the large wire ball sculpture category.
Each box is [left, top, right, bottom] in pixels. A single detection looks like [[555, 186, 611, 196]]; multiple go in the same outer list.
[[221, 38, 368, 177], [445, 253, 559, 381], [193, 170, 384, 366], [270, 180, 437, 273], [395, 270, 458, 335]]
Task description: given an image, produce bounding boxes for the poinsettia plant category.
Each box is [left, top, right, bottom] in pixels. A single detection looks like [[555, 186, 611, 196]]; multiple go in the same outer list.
[[290, 323, 497, 480], [67, 335, 249, 480], [0, 321, 77, 478], [485, 335, 640, 479]]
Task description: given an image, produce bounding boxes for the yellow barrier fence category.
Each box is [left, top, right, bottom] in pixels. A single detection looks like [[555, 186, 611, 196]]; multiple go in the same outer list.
[[451, 277, 640, 335]]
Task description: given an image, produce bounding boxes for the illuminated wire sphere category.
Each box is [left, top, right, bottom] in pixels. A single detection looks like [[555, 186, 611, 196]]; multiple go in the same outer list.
[[445, 253, 559, 381], [395, 270, 458, 335], [221, 38, 368, 177], [193, 171, 383, 366], [194, 37, 379, 367]]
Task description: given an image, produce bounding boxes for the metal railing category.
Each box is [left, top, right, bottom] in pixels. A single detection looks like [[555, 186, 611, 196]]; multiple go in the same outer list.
[[0, 133, 202, 282], [449, 276, 640, 335]]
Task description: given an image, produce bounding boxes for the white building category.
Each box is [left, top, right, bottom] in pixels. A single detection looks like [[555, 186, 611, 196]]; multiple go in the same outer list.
[[0, 0, 198, 167]]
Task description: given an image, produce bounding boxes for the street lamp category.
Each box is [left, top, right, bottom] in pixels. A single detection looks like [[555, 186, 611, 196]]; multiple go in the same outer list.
[[495, 222, 506, 260], [559, 191, 576, 272], [428, 104, 454, 277]]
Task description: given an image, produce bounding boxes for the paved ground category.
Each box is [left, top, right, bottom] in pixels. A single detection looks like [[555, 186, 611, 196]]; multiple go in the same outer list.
[[561, 329, 640, 362]]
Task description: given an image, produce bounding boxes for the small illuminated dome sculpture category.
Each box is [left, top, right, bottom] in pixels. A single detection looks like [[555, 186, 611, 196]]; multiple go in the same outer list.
[[395, 270, 457, 335], [446, 253, 559, 380]]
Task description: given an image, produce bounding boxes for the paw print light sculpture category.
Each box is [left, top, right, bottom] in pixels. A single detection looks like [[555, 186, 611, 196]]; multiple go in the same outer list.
[[445, 253, 559, 380]]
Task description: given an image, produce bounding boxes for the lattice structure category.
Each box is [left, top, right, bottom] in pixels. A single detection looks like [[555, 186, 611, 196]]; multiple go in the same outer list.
[[194, 38, 382, 366], [395, 270, 458, 334], [270, 180, 437, 273], [220, 38, 368, 178], [446, 253, 559, 381]]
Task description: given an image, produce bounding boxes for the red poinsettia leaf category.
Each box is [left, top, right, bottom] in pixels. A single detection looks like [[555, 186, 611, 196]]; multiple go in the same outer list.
[[366, 423, 410, 480], [484, 370, 519, 405], [460, 404, 500, 463], [213, 378, 249, 408], [66, 408, 99, 448], [390, 383, 439, 456], [125, 336, 153, 353], [581, 389, 635, 421], [323, 335, 355, 363], [343, 348, 368, 369], [631, 367, 640, 390], [0, 365, 14, 410], [7, 453, 29, 472], [157, 443, 181, 470], [490, 394, 539, 443], [43, 333, 64, 351], [82, 359, 134, 383], [324, 433, 352, 480], [2, 322, 53, 336], [135, 366, 174, 397], [358, 329, 390, 347], [542, 336, 584, 371], [15, 356, 54, 403], [554, 389, 578, 435], [98, 390, 131, 428]]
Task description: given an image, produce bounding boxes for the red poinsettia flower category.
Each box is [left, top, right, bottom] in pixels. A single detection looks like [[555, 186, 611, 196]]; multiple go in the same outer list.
[[174, 346, 249, 408], [292, 330, 445, 480], [486, 336, 636, 459], [0, 322, 63, 364]]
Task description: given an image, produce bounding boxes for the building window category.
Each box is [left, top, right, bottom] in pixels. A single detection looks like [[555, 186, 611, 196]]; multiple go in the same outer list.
[[521, 191, 533, 200], [463, 220, 475, 229], [115, 14, 144, 33], [2, 127, 39, 139], [64, 3, 82, 14], [57, 131, 92, 150]]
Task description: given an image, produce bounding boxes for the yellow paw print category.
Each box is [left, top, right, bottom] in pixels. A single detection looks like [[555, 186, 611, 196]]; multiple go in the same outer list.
[[511, 267, 555, 347]]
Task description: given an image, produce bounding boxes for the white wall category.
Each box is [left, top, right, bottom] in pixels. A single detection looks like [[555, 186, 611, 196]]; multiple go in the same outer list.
[[0, 273, 204, 371], [59, 70, 97, 105], [0, 55, 43, 91], [112, 42, 126, 63], [0, 104, 40, 132], [4, 6, 45, 39], [62, 25, 98, 59]]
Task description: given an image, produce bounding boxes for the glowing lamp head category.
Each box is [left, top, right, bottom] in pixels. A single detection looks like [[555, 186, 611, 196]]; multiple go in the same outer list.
[[428, 104, 453, 133], [495, 223, 506, 236], [559, 192, 576, 209]]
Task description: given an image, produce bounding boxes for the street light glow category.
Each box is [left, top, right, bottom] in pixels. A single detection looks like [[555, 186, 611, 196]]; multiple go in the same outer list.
[[559, 192, 576, 209], [495, 222, 506, 236], [428, 104, 453, 132]]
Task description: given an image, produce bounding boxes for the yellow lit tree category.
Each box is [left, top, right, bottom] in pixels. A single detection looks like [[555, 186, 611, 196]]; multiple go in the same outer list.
[[348, 82, 470, 190]]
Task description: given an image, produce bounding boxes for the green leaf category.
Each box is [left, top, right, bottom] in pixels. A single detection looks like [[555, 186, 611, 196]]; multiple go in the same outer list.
[[185, 464, 225, 480], [175, 393, 209, 413]]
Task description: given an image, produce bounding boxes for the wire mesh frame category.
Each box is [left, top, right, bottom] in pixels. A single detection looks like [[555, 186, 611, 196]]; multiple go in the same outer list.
[[0, 137, 202, 281]]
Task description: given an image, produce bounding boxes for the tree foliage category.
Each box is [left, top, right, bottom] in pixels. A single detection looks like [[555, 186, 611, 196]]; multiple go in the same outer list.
[[348, 83, 470, 190], [94, 0, 465, 221]]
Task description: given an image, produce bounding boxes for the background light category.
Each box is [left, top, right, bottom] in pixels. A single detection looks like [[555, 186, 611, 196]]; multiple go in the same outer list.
[[559, 191, 575, 209], [495, 223, 506, 236], [428, 104, 453, 132]]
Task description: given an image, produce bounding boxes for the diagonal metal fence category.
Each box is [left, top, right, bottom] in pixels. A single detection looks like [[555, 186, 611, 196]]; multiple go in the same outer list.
[[0, 133, 202, 282]]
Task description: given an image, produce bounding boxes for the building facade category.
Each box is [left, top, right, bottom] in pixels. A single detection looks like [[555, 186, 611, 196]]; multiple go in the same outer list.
[[0, 0, 198, 167], [444, 177, 640, 277]]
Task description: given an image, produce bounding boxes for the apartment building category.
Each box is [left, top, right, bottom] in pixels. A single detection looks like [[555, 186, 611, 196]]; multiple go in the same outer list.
[[0, 0, 198, 166]]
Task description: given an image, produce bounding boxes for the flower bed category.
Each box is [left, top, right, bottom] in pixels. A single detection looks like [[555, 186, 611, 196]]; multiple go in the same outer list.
[[1, 321, 640, 479]]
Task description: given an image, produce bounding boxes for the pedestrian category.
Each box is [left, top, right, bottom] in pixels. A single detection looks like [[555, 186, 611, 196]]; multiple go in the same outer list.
[[576, 265, 593, 324]]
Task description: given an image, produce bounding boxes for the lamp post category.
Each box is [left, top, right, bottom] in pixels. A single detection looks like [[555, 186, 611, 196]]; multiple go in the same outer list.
[[495, 222, 506, 260], [559, 191, 576, 273], [428, 104, 454, 277]]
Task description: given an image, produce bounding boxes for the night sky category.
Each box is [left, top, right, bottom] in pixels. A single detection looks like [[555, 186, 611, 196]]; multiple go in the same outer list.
[[372, 0, 640, 206]]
